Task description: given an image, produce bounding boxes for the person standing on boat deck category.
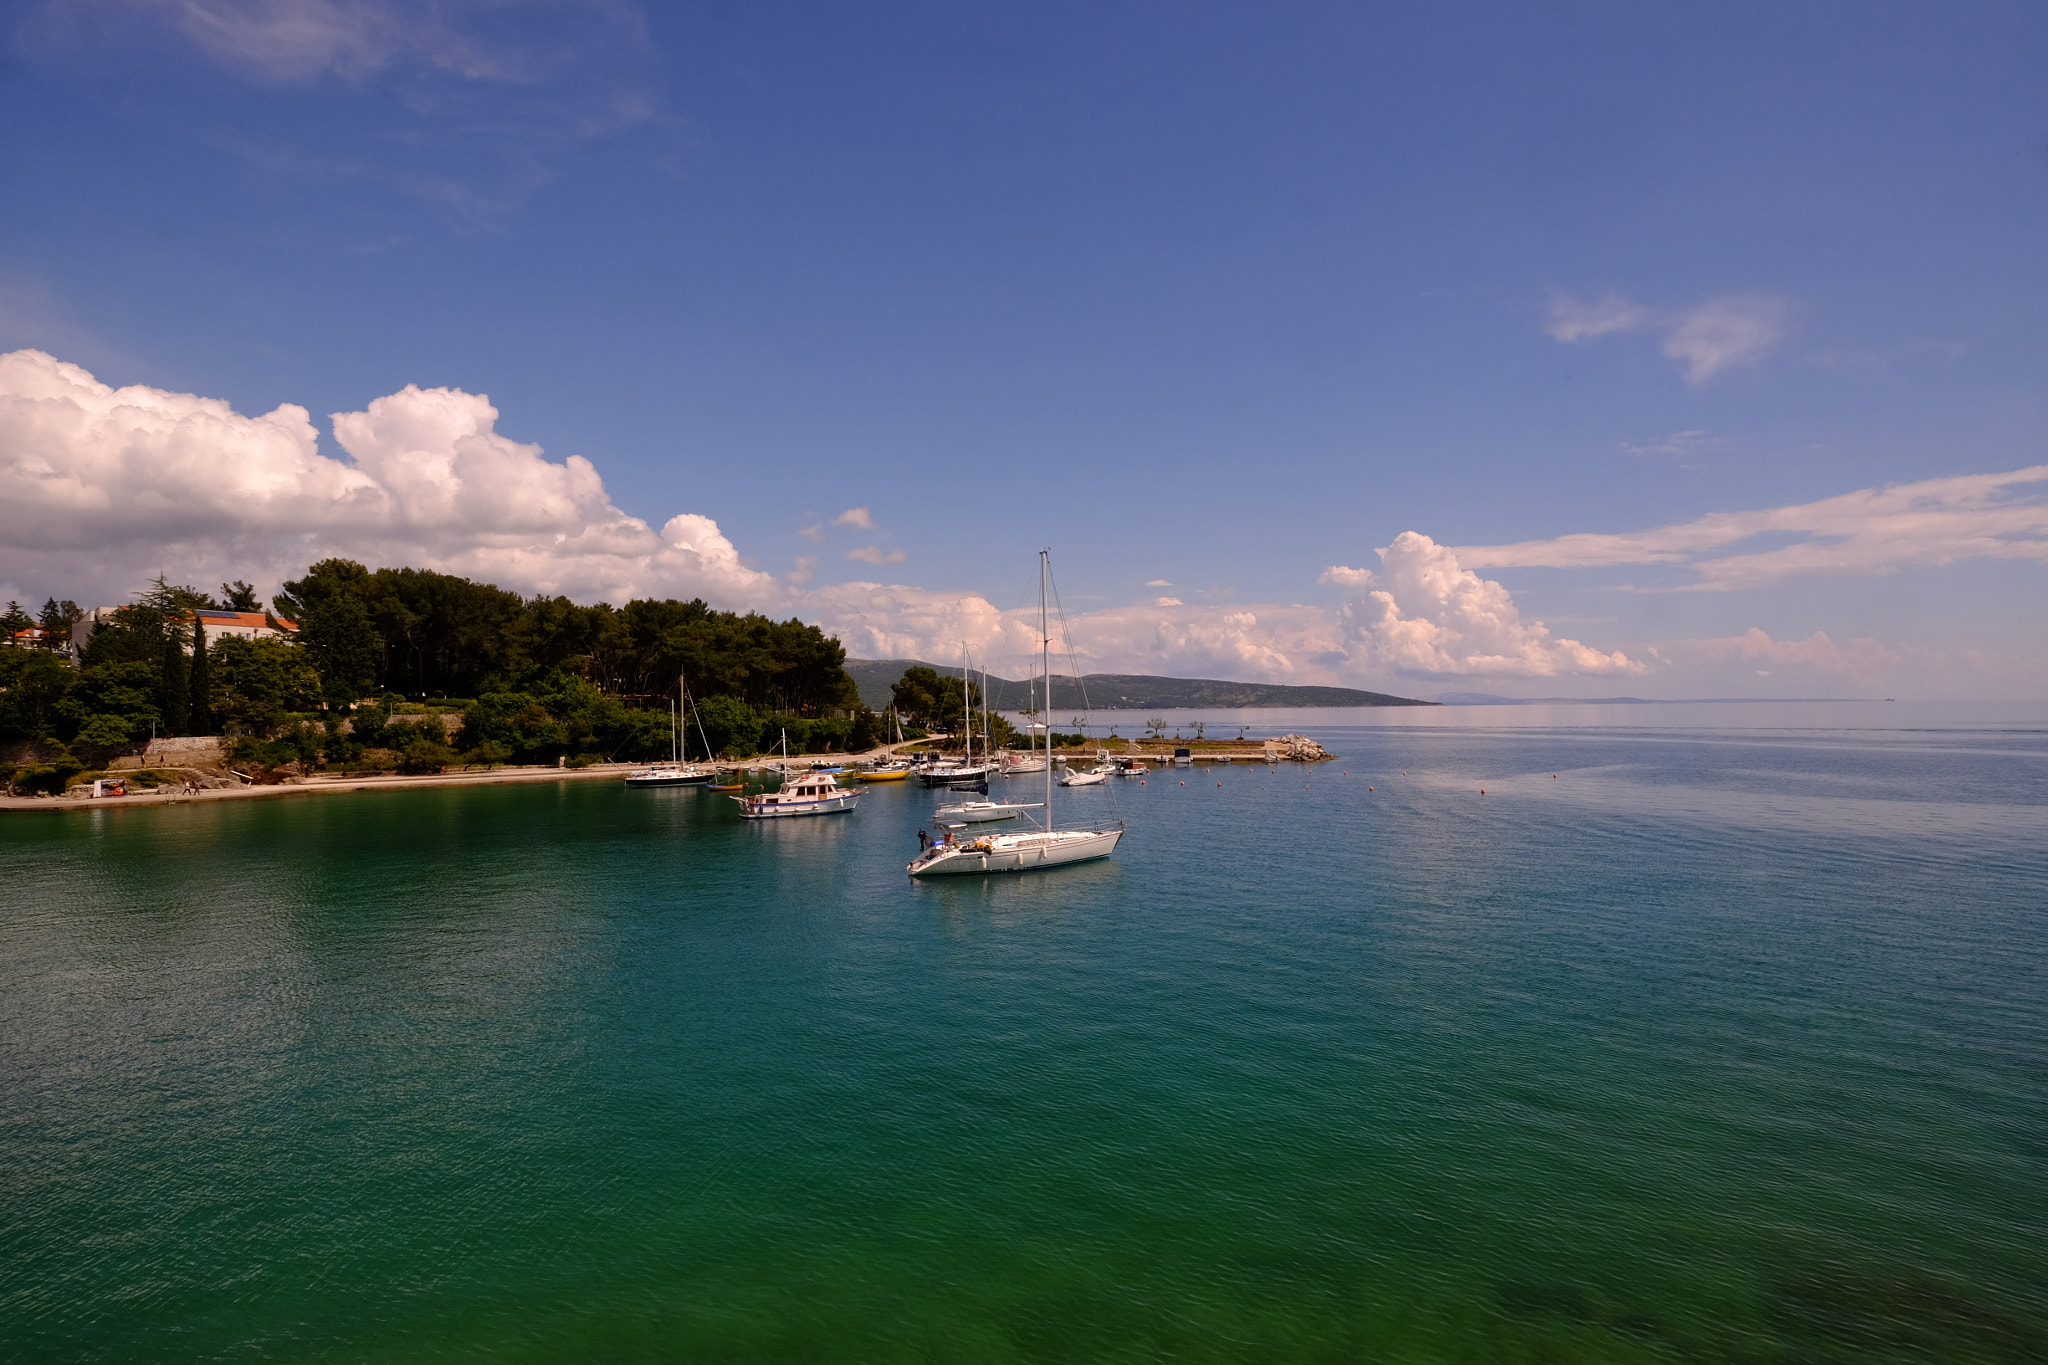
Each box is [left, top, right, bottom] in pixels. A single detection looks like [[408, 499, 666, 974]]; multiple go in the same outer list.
[[918, 830, 929, 851]]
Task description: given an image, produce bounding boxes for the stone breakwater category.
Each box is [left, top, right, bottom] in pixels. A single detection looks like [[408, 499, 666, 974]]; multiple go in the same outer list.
[[1261, 734, 1335, 762], [1051, 735, 1336, 762]]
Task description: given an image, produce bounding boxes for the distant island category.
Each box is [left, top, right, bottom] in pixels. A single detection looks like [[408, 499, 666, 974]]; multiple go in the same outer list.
[[844, 659, 1434, 712]]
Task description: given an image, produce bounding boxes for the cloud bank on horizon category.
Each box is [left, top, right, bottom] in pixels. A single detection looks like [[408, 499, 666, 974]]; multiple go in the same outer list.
[[3, 349, 2042, 699]]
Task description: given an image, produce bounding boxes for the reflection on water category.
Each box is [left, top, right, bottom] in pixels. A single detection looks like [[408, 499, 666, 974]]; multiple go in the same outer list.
[[3, 705, 2045, 1362]]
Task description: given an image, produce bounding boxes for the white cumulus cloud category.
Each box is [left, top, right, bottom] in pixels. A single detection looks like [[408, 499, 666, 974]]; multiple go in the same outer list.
[[832, 507, 876, 529], [846, 545, 906, 565], [0, 348, 778, 608], [1321, 533, 1642, 678]]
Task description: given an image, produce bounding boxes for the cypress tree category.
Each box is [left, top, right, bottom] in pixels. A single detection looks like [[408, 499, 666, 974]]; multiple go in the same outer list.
[[159, 631, 190, 736], [188, 618, 211, 736]]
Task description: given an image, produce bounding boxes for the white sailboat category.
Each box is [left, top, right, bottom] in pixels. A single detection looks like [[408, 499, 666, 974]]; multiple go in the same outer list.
[[933, 798, 1043, 824], [909, 551, 1124, 877]]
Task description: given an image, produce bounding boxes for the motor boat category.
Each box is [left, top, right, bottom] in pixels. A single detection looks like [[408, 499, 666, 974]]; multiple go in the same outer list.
[[733, 769, 861, 819]]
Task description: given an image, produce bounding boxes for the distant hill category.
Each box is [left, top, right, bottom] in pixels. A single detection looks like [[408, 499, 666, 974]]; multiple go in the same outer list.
[[844, 659, 1434, 712]]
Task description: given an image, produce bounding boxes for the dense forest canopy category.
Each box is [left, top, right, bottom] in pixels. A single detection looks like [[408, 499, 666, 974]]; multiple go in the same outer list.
[[2, 562, 880, 784], [276, 559, 857, 711]]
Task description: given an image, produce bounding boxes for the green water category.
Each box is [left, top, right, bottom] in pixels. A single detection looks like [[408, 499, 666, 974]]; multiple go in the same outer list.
[[4, 710, 2046, 1361]]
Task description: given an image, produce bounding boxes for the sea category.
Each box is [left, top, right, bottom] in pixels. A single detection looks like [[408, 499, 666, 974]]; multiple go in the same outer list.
[[3, 700, 2044, 1362]]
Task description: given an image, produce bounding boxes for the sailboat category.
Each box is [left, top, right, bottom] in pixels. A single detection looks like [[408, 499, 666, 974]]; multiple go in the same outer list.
[[1002, 670, 1048, 773], [625, 672, 715, 786], [909, 551, 1124, 877], [916, 646, 997, 786]]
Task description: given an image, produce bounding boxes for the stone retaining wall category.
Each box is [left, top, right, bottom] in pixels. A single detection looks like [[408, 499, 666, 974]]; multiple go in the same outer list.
[[141, 736, 225, 764]]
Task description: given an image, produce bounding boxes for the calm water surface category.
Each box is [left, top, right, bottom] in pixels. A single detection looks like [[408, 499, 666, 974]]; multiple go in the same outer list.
[[4, 704, 2046, 1361]]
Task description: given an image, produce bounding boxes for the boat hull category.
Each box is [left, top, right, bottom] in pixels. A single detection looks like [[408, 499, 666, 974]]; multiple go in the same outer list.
[[733, 792, 862, 819], [908, 827, 1123, 877], [625, 770, 714, 787], [934, 801, 1041, 823]]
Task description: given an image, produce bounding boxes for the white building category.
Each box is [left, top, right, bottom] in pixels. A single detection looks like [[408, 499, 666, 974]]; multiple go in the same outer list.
[[186, 608, 298, 641], [71, 606, 299, 652]]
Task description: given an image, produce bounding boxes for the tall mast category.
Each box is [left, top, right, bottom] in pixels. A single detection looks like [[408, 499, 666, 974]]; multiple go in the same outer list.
[[962, 641, 971, 764], [682, 668, 712, 766], [1042, 549, 1052, 824]]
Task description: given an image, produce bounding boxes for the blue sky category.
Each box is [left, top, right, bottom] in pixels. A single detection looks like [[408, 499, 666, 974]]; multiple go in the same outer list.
[[2, 1, 2045, 696]]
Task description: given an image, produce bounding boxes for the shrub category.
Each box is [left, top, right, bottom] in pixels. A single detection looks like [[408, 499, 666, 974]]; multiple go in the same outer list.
[[462, 740, 512, 769], [12, 760, 79, 795], [74, 713, 132, 747], [396, 731, 456, 775]]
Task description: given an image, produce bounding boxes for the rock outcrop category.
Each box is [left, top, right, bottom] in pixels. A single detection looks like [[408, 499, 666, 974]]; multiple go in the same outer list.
[[1261, 734, 1333, 762]]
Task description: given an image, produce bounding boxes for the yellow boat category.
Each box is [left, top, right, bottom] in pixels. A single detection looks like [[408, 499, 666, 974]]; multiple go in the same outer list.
[[856, 766, 911, 782]]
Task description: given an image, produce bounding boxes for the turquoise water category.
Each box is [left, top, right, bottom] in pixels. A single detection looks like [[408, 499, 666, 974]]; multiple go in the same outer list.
[[4, 706, 2046, 1361]]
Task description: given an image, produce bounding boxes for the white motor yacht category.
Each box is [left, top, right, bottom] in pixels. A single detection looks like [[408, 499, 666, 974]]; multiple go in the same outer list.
[[734, 769, 861, 819]]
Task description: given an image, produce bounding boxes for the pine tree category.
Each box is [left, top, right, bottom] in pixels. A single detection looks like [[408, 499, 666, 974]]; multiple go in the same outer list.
[[37, 598, 82, 651], [159, 632, 190, 736], [188, 618, 211, 736]]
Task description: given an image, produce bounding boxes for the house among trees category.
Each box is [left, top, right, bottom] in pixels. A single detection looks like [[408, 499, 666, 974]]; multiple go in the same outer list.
[[185, 608, 298, 641], [69, 605, 296, 653]]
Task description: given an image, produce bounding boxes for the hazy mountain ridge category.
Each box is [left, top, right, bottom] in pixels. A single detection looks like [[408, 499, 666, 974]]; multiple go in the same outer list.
[[844, 659, 1433, 713]]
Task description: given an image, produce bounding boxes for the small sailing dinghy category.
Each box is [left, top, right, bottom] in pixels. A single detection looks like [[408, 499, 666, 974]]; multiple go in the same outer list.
[[910, 551, 1124, 878]]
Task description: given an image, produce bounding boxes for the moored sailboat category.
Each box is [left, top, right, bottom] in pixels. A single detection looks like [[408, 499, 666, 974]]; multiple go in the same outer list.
[[909, 551, 1124, 878], [625, 672, 715, 786]]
